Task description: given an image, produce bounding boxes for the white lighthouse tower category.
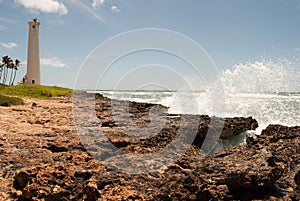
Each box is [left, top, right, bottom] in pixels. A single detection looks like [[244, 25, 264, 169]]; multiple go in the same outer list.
[[26, 18, 41, 85]]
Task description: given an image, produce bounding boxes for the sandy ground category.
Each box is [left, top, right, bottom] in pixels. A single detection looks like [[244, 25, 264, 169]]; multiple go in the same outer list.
[[0, 97, 75, 200]]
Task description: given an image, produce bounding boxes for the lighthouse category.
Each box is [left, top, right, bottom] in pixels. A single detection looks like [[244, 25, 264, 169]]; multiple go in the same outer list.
[[26, 18, 41, 85]]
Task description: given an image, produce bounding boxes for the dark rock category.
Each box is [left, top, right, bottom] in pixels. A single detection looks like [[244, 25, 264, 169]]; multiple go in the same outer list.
[[196, 124, 300, 200], [31, 102, 37, 108], [44, 144, 68, 153], [13, 171, 30, 190], [85, 183, 100, 201], [295, 171, 300, 187], [221, 117, 259, 138]]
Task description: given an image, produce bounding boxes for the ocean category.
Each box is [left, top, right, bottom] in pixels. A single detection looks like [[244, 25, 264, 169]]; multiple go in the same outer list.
[[87, 59, 299, 134]]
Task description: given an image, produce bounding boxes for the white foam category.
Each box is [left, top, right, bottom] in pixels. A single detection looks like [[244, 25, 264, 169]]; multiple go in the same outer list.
[[90, 58, 299, 134]]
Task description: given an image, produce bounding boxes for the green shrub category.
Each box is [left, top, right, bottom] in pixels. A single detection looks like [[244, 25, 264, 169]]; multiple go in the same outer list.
[[0, 94, 24, 106]]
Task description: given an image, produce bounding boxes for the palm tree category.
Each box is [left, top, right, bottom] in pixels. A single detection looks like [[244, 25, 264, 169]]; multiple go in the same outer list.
[[0, 60, 3, 82], [5, 56, 13, 85], [1, 55, 10, 85], [0, 56, 21, 85], [8, 60, 15, 86], [10, 59, 20, 85]]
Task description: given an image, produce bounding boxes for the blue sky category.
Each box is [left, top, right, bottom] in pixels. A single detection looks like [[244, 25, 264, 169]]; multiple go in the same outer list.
[[0, 0, 300, 89]]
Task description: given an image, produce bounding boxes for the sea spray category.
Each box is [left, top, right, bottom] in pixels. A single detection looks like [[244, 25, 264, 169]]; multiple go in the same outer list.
[[219, 58, 299, 133], [221, 58, 299, 93], [93, 58, 299, 134], [164, 58, 299, 133]]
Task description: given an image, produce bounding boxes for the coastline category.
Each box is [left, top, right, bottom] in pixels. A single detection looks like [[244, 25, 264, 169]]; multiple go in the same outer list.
[[0, 95, 299, 200]]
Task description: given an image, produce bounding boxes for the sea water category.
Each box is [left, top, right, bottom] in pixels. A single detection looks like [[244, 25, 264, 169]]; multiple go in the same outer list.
[[90, 59, 299, 134]]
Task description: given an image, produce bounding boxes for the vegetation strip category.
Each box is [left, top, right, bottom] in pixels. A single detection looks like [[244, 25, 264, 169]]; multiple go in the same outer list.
[[0, 84, 73, 106]]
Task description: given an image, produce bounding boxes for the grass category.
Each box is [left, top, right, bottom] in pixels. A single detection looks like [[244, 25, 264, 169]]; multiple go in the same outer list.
[[0, 84, 73, 99], [0, 83, 6, 91], [0, 84, 73, 106], [0, 94, 24, 106]]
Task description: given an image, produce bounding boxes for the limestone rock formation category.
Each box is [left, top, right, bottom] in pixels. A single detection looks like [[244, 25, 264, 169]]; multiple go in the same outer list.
[[0, 94, 298, 200]]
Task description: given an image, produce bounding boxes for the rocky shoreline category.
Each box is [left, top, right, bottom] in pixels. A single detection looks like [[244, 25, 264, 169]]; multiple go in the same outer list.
[[0, 94, 299, 200]]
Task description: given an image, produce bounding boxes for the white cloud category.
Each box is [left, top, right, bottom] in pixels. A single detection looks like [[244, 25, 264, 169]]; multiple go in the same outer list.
[[92, 0, 105, 8], [69, 0, 106, 23], [41, 57, 67, 68], [48, 18, 65, 25], [1, 42, 18, 49], [110, 5, 120, 12], [0, 17, 16, 30], [0, 17, 16, 23], [15, 0, 68, 15]]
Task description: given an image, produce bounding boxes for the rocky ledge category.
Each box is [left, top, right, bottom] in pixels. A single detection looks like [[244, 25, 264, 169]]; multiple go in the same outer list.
[[0, 94, 299, 200]]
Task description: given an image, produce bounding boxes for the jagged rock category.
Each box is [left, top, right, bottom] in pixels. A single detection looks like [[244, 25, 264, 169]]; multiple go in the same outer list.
[[0, 95, 298, 200], [193, 125, 300, 200], [93, 93, 258, 153]]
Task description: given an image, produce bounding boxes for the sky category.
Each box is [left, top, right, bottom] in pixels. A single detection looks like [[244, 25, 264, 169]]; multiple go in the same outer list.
[[0, 0, 300, 89]]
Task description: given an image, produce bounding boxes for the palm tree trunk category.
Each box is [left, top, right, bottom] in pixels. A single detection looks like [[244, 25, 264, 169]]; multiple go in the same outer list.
[[5, 67, 9, 85], [11, 69, 17, 86], [0, 68, 3, 83], [9, 67, 14, 85], [3, 67, 7, 84]]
